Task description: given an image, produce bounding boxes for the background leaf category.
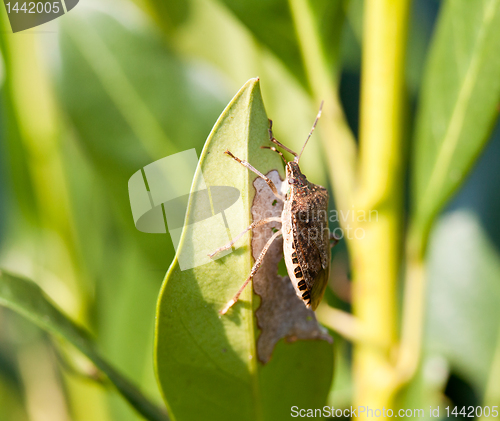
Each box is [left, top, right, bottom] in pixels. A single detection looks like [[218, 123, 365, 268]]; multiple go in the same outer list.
[[401, 127, 500, 412], [425, 211, 500, 392], [58, 5, 227, 271], [155, 79, 333, 421], [0, 269, 168, 421], [55, 5, 230, 419], [217, 0, 345, 89], [425, 127, 500, 396], [411, 0, 500, 249]]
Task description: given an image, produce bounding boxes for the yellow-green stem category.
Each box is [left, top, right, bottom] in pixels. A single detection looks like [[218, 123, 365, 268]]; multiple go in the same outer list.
[[316, 304, 391, 349], [395, 253, 426, 386], [353, 0, 411, 417], [479, 325, 500, 421]]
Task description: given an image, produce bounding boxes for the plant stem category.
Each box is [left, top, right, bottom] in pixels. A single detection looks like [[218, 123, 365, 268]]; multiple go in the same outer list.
[[479, 325, 500, 421], [287, 0, 357, 216], [394, 254, 426, 386], [353, 0, 411, 417], [316, 305, 388, 349]]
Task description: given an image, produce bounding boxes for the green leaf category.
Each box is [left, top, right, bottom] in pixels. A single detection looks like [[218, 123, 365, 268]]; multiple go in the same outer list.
[[425, 210, 500, 393], [58, 5, 226, 271], [55, 7, 228, 418], [411, 0, 500, 251], [422, 136, 500, 398], [217, 0, 345, 89], [132, 0, 190, 34], [401, 137, 500, 409], [155, 79, 333, 421], [0, 269, 168, 421]]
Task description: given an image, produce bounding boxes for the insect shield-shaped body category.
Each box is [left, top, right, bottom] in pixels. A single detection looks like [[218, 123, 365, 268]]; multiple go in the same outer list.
[[281, 161, 330, 310], [210, 102, 338, 315]]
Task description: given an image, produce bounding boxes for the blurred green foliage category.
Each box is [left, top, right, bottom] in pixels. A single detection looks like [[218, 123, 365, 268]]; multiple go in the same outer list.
[[0, 0, 500, 421]]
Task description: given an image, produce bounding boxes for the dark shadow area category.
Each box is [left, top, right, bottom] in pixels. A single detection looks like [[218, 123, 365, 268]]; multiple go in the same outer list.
[[444, 373, 479, 419]]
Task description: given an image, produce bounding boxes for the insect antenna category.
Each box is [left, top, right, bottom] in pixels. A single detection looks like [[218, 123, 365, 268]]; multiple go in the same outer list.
[[297, 101, 324, 163]]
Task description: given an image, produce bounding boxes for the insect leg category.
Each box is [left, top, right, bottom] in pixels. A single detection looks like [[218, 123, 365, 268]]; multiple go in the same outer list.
[[208, 216, 282, 258], [260, 146, 287, 164], [330, 231, 340, 248], [268, 119, 298, 157], [220, 230, 282, 315], [224, 150, 284, 201]]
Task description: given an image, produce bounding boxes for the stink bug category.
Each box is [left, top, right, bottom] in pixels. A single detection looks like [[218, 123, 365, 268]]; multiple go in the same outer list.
[[210, 103, 339, 315]]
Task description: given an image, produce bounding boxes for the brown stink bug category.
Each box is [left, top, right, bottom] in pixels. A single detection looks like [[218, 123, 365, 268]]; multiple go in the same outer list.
[[210, 103, 339, 315]]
